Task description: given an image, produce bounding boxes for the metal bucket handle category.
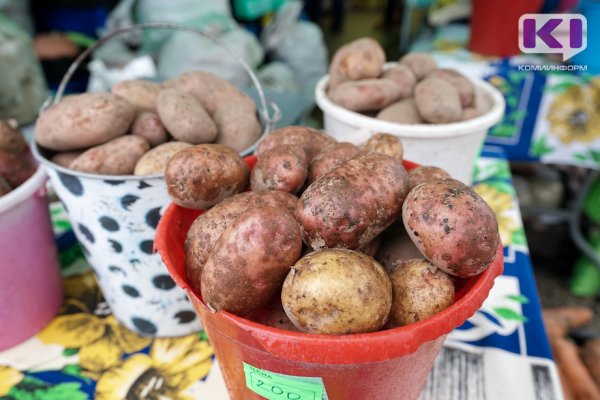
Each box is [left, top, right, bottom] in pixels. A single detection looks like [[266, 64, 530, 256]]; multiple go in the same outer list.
[[42, 22, 281, 135]]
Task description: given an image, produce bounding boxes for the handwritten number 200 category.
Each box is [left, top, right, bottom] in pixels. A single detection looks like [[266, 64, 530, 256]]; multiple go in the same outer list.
[[256, 380, 302, 399]]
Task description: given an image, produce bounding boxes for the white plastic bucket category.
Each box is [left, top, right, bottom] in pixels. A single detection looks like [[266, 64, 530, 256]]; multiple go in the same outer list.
[[314, 68, 505, 184]]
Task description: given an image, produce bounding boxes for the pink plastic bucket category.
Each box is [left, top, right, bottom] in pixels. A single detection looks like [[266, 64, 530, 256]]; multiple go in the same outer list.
[[0, 166, 63, 350]]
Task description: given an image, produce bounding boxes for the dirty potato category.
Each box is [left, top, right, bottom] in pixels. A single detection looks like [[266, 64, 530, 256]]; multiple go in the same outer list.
[[165, 144, 249, 209], [281, 249, 392, 334], [402, 178, 500, 277], [407, 165, 451, 191], [375, 227, 423, 274], [297, 153, 409, 250], [257, 126, 335, 162], [201, 206, 302, 315], [328, 37, 386, 89], [0, 120, 27, 154], [251, 145, 308, 193], [0, 150, 35, 186], [388, 258, 454, 326], [362, 133, 404, 163], [307, 142, 360, 185], [69, 135, 150, 175], [35, 93, 135, 151], [156, 88, 217, 144]]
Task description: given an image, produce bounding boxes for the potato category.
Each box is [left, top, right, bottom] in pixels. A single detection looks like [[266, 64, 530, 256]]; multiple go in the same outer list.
[[408, 166, 451, 191], [328, 38, 386, 89], [402, 178, 500, 277], [460, 107, 482, 121], [388, 258, 454, 326], [414, 77, 462, 124], [382, 65, 416, 99], [165, 144, 249, 209], [328, 79, 403, 112], [281, 249, 392, 334], [213, 107, 262, 153], [0, 120, 27, 154], [376, 227, 423, 274], [165, 71, 261, 152], [155, 88, 217, 144], [201, 206, 302, 315], [257, 126, 335, 162], [0, 176, 11, 196], [249, 298, 300, 332], [130, 112, 169, 147], [111, 79, 161, 113], [35, 93, 135, 151], [357, 234, 383, 258], [186, 192, 262, 291], [0, 150, 36, 187], [165, 70, 256, 115], [51, 151, 82, 168], [362, 133, 403, 162], [307, 142, 360, 185], [255, 190, 299, 218], [251, 145, 308, 193], [134, 141, 192, 176], [185, 190, 298, 290], [376, 98, 423, 124], [427, 68, 475, 107], [70, 135, 150, 175], [297, 153, 409, 250], [399, 52, 437, 80]]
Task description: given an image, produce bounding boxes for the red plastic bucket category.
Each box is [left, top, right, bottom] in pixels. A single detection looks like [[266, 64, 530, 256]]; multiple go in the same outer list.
[[156, 156, 504, 400]]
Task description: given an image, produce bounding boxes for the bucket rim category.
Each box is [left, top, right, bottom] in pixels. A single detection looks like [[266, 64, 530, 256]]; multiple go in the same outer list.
[[0, 165, 47, 214], [315, 63, 506, 139]]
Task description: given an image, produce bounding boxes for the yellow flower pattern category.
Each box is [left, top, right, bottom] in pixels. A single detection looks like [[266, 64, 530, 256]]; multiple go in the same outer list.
[[0, 365, 23, 396], [95, 334, 213, 400], [37, 272, 152, 379], [475, 183, 520, 246], [547, 84, 600, 144]]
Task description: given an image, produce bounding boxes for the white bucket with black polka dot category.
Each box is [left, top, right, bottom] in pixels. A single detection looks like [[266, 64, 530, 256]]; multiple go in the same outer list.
[[33, 144, 201, 337]]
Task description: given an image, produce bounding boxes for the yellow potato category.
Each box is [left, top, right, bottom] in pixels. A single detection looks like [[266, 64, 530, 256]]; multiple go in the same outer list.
[[134, 141, 192, 176]]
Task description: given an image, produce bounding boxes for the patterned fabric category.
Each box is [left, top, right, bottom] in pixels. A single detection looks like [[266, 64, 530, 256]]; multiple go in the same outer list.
[[0, 153, 560, 399]]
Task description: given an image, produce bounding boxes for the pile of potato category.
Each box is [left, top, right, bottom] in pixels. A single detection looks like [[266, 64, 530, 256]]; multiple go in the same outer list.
[[0, 120, 36, 198], [168, 126, 500, 335], [35, 71, 262, 176], [327, 38, 489, 124]]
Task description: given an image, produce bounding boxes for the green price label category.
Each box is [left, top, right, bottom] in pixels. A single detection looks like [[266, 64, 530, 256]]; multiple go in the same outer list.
[[243, 363, 326, 400]]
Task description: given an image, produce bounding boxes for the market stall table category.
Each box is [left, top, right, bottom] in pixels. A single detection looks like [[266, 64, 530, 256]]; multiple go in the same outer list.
[[0, 148, 562, 400]]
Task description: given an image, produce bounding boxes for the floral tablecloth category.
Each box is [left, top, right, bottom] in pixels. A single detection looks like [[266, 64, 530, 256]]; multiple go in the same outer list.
[[0, 149, 561, 400]]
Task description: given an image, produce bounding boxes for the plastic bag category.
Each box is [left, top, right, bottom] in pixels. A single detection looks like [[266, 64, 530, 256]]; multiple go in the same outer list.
[[0, 13, 47, 124], [261, 1, 328, 99]]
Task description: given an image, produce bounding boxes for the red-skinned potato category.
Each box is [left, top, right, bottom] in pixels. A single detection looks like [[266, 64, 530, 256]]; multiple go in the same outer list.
[[402, 178, 500, 277], [0, 120, 27, 154], [251, 145, 308, 193], [249, 298, 300, 332], [257, 126, 335, 162], [200, 206, 302, 315], [0, 176, 11, 196], [407, 165, 451, 191], [376, 98, 423, 125], [399, 52, 437, 80], [328, 79, 403, 112], [427, 68, 475, 108], [414, 77, 462, 124], [185, 190, 299, 292], [165, 144, 249, 209], [307, 142, 360, 185], [328, 37, 385, 89], [381, 65, 416, 99], [130, 112, 169, 147], [0, 150, 35, 187], [297, 152, 409, 250], [69, 135, 150, 175]]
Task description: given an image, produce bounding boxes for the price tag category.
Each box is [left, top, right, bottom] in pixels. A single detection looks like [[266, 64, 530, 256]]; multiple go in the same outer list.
[[243, 363, 326, 400]]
